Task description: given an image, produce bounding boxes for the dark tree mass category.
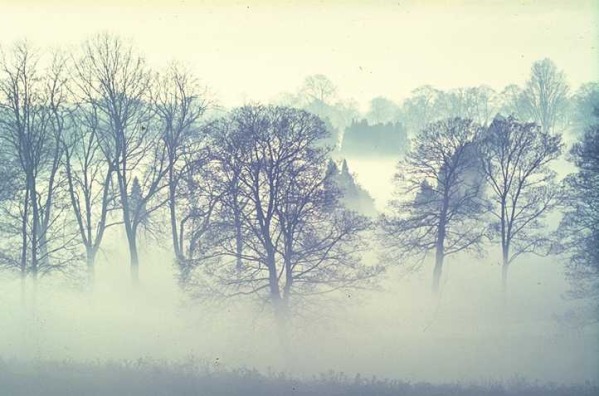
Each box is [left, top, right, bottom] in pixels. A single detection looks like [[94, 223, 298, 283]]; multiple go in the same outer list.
[[341, 120, 408, 157], [560, 111, 599, 321]]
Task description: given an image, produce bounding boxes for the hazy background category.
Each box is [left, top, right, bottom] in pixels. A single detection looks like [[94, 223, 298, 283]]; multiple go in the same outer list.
[[0, 0, 598, 386], [1, 0, 597, 109]]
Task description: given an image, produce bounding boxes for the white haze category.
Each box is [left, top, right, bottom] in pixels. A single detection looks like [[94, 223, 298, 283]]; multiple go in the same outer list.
[[0, 155, 597, 384], [0, 1, 597, 109]]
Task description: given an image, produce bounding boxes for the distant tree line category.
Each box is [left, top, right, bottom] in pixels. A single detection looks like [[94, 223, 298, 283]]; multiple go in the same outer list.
[[281, 60, 596, 160], [279, 61, 597, 314]]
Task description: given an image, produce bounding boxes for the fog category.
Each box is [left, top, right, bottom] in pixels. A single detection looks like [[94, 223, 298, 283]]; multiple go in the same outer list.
[[0, 1, 598, 394], [1, 1, 598, 108], [0, 157, 596, 384]]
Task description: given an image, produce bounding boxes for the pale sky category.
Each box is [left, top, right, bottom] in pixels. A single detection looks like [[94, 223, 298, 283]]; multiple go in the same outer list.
[[0, 0, 597, 109]]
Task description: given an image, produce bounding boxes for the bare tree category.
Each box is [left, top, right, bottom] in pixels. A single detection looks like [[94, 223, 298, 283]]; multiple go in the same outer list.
[[382, 118, 487, 293], [366, 96, 400, 124], [172, 154, 223, 285], [198, 105, 376, 327], [521, 58, 569, 134], [480, 115, 563, 292], [154, 63, 208, 270], [299, 74, 338, 130], [0, 42, 77, 298], [72, 33, 163, 283], [300, 74, 337, 106], [439, 86, 498, 126], [401, 85, 443, 137], [498, 84, 527, 121], [201, 117, 249, 279], [61, 101, 116, 288]]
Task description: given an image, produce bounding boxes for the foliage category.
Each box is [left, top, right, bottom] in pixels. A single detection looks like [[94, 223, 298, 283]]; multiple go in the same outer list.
[[560, 120, 599, 321]]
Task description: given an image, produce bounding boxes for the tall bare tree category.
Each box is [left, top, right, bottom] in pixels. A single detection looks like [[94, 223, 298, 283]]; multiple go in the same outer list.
[[480, 115, 563, 292], [382, 118, 487, 292], [521, 58, 569, 134], [61, 101, 116, 287], [439, 86, 498, 126], [401, 85, 443, 137], [72, 33, 163, 283], [0, 42, 76, 297], [154, 63, 208, 270], [366, 96, 400, 124], [498, 84, 527, 121], [300, 74, 337, 106], [198, 105, 376, 327]]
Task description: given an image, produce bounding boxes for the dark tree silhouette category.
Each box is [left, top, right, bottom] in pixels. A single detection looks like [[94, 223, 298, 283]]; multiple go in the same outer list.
[[198, 105, 377, 328], [0, 42, 78, 301], [560, 111, 599, 322], [154, 63, 208, 278], [341, 119, 408, 157], [62, 101, 117, 288], [383, 118, 487, 292], [480, 115, 562, 292], [570, 82, 599, 135], [73, 33, 166, 284]]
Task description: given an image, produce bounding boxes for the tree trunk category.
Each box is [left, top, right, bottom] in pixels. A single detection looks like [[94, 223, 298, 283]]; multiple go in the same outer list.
[[502, 242, 510, 294], [502, 262, 509, 294], [20, 271, 26, 308], [266, 245, 287, 342], [232, 180, 243, 272], [272, 293, 291, 368], [29, 180, 39, 283], [266, 247, 280, 300], [282, 239, 293, 300], [433, 204, 447, 293], [30, 270, 38, 312], [234, 216, 243, 272], [38, 231, 49, 271], [272, 294, 288, 327], [86, 247, 96, 290], [432, 248, 444, 293], [116, 167, 140, 285], [168, 166, 181, 260], [128, 230, 140, 284], [20, 186, 29, 306]]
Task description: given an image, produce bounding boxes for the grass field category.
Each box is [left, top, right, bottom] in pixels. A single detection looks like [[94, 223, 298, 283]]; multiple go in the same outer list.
[[1, 358, 597, 396]]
